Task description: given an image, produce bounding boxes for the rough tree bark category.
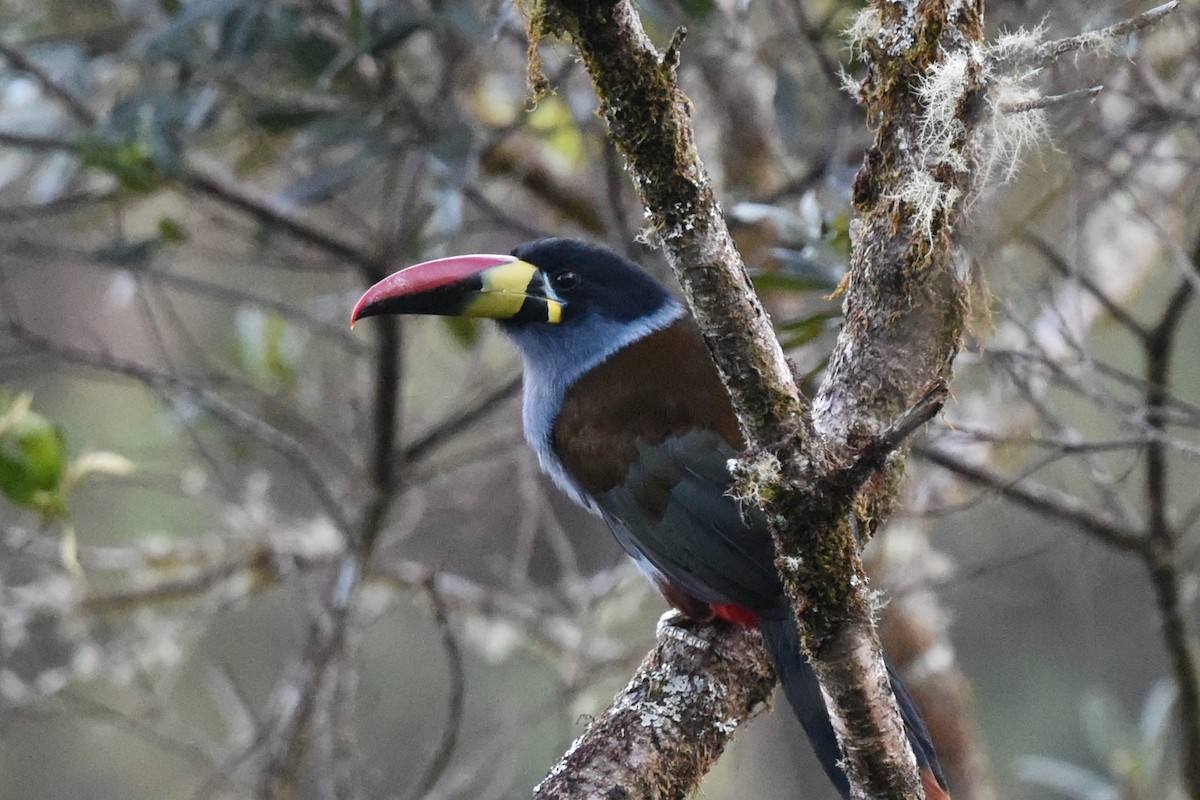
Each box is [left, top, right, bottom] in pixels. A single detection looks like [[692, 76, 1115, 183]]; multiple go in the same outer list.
[[526, 0, 985, 798], [534, 618, 775, 799]]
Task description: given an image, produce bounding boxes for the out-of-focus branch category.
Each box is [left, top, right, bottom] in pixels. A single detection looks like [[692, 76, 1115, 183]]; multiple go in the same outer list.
[[1143, 247, 1200, 797], [481, 136, 607, 233], [0, 39, 96, 125], [0, 313, 356, 537], [402, 376, 523, 464], [0, 130, 74, 150], [9, 234, 365, 349], [406, 581, 468, 800], [181, 162, 386, 278], [0, 191, 113, 221], [781, 0, 850, 96], [1023, 1, 1179, 67], [256, 558, 357, 800], [372, 559, 633, 666], [359, 316, 401, 548], [67, 523, 629, 667], [695, 12, 787, 196], [923, 232, 1200, 799], [0, 124, 386, 277], [916, 444, 1147, 554], [1026, 233, 1150, 340]]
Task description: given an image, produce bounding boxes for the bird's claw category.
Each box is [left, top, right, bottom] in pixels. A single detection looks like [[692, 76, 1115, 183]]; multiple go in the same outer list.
[[656, 610, 712, 651]]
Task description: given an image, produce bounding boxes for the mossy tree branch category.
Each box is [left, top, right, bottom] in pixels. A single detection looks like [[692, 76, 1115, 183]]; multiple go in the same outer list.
[[527, 0, 985, 798]]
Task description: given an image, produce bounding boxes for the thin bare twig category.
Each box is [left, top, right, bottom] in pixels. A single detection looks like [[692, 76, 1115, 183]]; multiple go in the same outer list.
[[0, 191, 115, 221], [1024, 1, 1179, 67], [57, 691, 221, 775], [181, 163, 386, 278], [402, 376, 523, 465], [0, 124, 386, 278], [330, 643, 361, 800], [405, 580, 467, 800], [916, 444, 1147, 555], [1000, 86, 1104, 114], [0, 40, 96, 124], [1025, 232, 1150, 341], [369, 559, 631, 667], [780, 0, 847, 97], [844, 379, 948, 487], [0, 129, 73, 150], [82, 561, 253, 613], [256, 558, 358, 800], [1142, 254, 1200, 796], [938, 426, 1157, 456]]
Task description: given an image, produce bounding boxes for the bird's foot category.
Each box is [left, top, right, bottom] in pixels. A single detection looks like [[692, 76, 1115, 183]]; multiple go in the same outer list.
[[656, 610, 712, 651]]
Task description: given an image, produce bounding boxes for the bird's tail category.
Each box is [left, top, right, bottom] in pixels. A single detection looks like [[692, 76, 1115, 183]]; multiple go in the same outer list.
[[759, 614, 949, 799]]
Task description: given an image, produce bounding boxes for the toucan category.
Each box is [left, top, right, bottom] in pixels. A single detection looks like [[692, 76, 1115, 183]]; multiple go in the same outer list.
[[352, 238, 949, 799]]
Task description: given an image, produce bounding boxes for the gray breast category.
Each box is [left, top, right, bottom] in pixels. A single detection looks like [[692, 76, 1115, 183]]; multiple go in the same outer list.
[[505, 300, 685, 514]]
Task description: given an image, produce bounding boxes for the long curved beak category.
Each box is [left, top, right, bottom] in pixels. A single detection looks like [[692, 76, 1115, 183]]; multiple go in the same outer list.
[[350, 254, 563, 328]]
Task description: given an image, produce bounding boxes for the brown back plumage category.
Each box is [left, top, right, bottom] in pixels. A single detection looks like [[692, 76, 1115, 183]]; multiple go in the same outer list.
[[550, 318, 742, 496]]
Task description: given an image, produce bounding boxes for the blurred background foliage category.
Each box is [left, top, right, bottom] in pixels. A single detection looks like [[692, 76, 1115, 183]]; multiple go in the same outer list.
[[0, 0, 1198, 798]]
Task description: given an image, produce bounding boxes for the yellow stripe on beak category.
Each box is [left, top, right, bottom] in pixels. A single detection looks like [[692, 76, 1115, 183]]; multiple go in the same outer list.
[[467, 260, 563, 324]]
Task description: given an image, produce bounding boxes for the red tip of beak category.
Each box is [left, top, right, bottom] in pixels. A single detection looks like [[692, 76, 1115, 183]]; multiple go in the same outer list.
[[350, 253, 517, 328]]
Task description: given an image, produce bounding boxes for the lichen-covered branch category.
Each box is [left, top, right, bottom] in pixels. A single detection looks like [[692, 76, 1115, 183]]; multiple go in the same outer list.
[[532, 620, 775, 800], [785, 7, 985, 791]]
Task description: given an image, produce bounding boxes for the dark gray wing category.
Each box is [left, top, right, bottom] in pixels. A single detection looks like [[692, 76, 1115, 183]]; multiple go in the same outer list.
[[595, 428, 783, 613]]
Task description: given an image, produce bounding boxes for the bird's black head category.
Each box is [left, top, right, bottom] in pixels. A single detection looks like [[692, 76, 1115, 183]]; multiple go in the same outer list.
[[507, 238, 673, 328]]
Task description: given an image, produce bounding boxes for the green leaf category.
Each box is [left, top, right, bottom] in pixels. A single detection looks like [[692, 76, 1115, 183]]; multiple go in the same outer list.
[[675, 0, 717, 20], [251, 103, 328, 134], [0, 396, 67, 516], [16, 416, 66, 491], [778, 310, 840, 349], [232, 309, 302, 393], [76, 135, 162, 194], [158, 216, 190, 244], [442, 316, 480, 348], [527, 98, 584, 167], [348, 0, 365, 44], [827, 211, 853, 256], [288, 33, 341, 78]]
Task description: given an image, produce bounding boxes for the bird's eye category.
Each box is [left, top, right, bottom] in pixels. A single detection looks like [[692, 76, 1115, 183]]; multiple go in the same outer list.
[[551, 270, 580, 292]]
